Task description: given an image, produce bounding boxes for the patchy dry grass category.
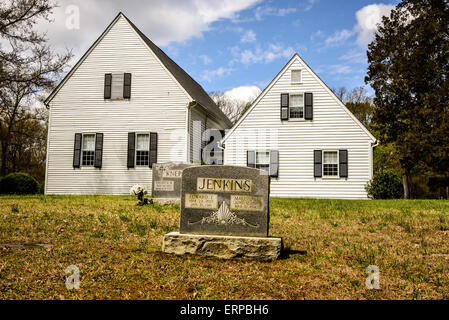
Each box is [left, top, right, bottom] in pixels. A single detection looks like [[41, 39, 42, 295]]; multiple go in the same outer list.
[[0, 195, 448, 300]]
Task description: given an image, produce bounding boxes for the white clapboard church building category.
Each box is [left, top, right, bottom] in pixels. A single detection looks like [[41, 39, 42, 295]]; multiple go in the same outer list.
[[44, 13, 231, 195], [221, 54, 377, 199]]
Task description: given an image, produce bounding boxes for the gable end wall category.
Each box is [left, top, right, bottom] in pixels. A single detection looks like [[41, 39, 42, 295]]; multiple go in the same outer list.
[[224, 58, 374, 199], [46, 17, 191, 194]]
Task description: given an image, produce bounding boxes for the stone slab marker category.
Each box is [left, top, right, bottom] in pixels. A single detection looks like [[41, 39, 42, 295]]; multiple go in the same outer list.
[[162, 165, 283, 260], [151, 163, 196, 204], [180, 166, 270, 237]]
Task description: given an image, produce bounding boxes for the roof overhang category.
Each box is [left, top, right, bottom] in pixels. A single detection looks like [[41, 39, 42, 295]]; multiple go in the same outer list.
[[221, 53, 377, 145]]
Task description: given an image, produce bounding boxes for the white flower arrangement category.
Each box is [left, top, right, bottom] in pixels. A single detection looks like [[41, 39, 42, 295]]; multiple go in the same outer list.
[[129, 184, 148, 196]]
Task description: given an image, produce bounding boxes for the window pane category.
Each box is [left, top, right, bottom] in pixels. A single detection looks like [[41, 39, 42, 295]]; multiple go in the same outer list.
[[323, 151, 338, 164], [290, 95, 304, 119], [136, 150, 149, 166], [136, 134, 149, 151], [111, 73, 124, 99], [290, 107, 304, 118], [290, 95, 303, 107], [82, 151, 95, 166], [323, 151, 338, 176], [256, 151, 270, 165], [256, 164, 269, 172], [82, 134, 95, 151], [292, 70, 301, 83], [324, 164, 338, 176]]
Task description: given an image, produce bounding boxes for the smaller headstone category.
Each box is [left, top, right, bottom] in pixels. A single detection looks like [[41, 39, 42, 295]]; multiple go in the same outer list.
[[151, 162, 197, 204], [162, 165, 283, 260]]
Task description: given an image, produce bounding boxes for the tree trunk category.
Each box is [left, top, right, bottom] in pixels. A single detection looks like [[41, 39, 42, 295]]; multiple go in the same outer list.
[[402, 171, 409, 199], [1, 142, 8, 176]]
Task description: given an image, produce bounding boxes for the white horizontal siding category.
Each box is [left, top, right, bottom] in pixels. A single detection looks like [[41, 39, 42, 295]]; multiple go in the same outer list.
[[188, 108, 225, 163], [190, 107, 206, 163], [46, 16, 190, 195], [224, 58, 374, 199]]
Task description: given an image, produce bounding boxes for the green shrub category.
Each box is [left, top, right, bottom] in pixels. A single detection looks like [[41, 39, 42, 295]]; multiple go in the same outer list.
[[366, 170, 403, 199], [0, 173, 39, 195], [38, 182, 45, 194]]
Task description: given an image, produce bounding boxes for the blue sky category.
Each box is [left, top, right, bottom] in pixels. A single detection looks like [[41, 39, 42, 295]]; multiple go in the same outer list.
[[39, 0, 400, 101], [163, 0, 399, 97]]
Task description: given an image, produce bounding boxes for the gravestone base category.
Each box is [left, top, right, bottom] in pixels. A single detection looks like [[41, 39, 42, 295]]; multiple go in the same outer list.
[[162, 232, 283, 260], [153, 198, 180, 205]]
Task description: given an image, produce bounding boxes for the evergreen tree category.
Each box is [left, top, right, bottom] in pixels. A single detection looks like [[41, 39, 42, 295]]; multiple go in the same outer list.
[[365, 0, 449, 198]]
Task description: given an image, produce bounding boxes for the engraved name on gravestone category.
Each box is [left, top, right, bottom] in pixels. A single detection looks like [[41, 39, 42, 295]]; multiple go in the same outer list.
[[180, 166, 270, 237], [152, 163, 197, 203]]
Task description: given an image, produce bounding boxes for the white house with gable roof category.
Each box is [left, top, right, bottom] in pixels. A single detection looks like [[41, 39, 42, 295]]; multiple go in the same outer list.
[[44, 12, 231, 195], [221, 54, 377, 199]]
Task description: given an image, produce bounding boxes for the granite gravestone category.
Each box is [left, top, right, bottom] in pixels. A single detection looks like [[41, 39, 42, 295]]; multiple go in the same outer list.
[[151, 163, 197, 204], [180, 166, 269, 237], [162, 166, 283, 260]]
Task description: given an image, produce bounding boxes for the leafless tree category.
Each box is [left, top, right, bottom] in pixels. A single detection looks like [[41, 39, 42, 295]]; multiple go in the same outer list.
[[332, 86, 348, 102], [0, 0, 72, 177], [331, 86, 374, 128], [210, 91, 253, 124]]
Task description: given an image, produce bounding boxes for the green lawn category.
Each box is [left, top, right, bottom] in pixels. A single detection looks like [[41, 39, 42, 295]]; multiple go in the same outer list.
[[0, 195, 448, 299]]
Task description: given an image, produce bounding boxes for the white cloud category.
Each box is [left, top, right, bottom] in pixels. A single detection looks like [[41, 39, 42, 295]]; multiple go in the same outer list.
[[325, 29, 354, 46], [199, 54, 212, 65], [310, 30, 324, 41], [36, 0, 261, 59], [277, 8, 297, 16], [240, 30, 256, 43], [355, 4, 395, 46], [235, 44, 295, 65], [223, 85, 261, 103], [253, 80, 270, 89], [339, 49, 366, 64], [254, 6, 297, 20], [320, 3, 394, 51], [303, 0, 319, 11], [327, 64, 353, 75], [200, 67, 233, 82]]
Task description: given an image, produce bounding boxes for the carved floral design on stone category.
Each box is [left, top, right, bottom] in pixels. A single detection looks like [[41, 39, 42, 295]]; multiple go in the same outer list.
[[189, 201, 258, 228]]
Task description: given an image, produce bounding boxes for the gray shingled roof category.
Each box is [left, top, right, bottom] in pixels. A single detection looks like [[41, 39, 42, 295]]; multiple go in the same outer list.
[[123, 14, 232, 128]]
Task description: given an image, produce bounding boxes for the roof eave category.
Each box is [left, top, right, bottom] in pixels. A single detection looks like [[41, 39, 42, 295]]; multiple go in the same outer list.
[[191, 100, 232, 129], [44, 12, 124, 106]]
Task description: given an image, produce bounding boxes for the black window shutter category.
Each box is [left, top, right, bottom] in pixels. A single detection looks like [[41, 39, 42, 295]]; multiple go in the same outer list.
[[247, 151, 255, 168], [280, 93, 289, 120], [127, 132, 135, 168], [94, 133, 104, 168], [269, 150, 279, 178], [314, 150, 322, 178], [339, 149, 348, 178], [104, 74, 112, 99], [73, 133, 82, 168], [123, 73, 132, 99], [305, 92, 313, 120], [149, 132, 158, 168]]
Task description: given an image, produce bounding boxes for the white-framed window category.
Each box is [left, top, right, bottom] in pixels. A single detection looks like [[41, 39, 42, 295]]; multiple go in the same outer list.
[[323, 151, 339, 177], [111, 73, 124, 99], [289, 94, 304, 119], [256, 151, 270, 172], [136, 133, 149, 166], [82, 133, 95, 166], [291, 70, 301, 84]]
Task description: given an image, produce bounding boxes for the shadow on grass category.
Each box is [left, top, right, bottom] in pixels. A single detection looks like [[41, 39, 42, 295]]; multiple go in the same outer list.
[[279, 246, 307, 260]]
